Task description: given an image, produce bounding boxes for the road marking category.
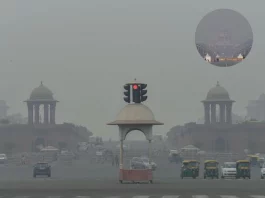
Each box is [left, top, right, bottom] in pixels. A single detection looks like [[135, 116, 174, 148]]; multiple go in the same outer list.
[[250, 196, 265, 198], [75, 197, 91, 198], [192, 195, 209, 198], [47, 196, 61, 198], [104, 196, 120, 198], [162, 196, 179, 198], [220, 196, 238, 198], [132, 196, 150, 198]]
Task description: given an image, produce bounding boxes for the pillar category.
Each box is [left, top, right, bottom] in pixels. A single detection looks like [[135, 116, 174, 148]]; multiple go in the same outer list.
[[49, 103, 56, 124], [34, 103, 40, 124], [120, 140, 123, 169], [204, 103, 210, 124], [226, 103, 232, 124], [210, 103, 216, 124], [44, 104, 49, 124], [219, 103, 225, 123], [148, 140, 152, 164], [27, 103, 33, 124]]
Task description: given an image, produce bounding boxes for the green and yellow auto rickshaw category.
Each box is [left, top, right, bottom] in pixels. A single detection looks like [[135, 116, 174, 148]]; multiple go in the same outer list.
[[180, 160, 200, 179], [236, 160, 250, 179], [203, 160, 219, 179], [247, 155, 259, 167]]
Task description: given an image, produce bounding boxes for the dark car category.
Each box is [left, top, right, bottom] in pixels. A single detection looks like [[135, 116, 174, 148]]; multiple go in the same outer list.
[[33, 162, 51, 178]]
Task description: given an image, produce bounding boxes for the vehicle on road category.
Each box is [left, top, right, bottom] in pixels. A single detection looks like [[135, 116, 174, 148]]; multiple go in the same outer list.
[[247, 155, 259, 167], [140, 156, 157, 171], [131, 157, 152, 170], [260, 163, 265, 179], [180, 160, 200, 179], [221, 162, 236, 179], [236, 160, 250, 179], [33, 162, 51, 178], [0, 154, 7, 164], [168, 150, 182, 164], [203, 160, 219, 179]]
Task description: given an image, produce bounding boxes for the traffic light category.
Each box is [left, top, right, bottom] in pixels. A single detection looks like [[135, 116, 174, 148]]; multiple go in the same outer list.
[[140, 84, 147, 102], [132, 84, 140, 103], [123, 84, 130, 103]]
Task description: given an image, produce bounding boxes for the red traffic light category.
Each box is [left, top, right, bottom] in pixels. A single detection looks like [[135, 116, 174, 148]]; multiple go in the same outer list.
[[133, 84, 138, 90]]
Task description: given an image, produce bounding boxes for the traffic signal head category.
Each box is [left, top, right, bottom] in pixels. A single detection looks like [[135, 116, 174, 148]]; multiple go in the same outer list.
[[140, 84, 147, 102], [123, 84, 130, 103], [132, 84, 140, 103]]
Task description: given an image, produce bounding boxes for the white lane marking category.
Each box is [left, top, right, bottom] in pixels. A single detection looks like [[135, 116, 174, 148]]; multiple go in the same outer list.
[[220, 196, 238, 198], [162, 196, 179, 198], [132, 196, 150, 198], [192, 196, 209, 198], [75, 197, 91, 198], [250, 196, 265, 198], [104, 196, 120, 198]]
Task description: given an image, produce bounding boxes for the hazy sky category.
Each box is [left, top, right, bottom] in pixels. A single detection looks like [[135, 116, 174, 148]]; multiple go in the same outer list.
[[195, 9, 253, 45], [0, 0, 264, 140]]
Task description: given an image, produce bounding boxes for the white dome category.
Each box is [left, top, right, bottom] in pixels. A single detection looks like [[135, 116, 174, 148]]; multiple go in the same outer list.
[[107, 104, 163, 125]]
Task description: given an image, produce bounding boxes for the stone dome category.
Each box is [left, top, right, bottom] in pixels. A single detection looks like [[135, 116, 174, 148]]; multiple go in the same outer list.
[[30, 82, 54, 100], [107, 103, 163, 125], [205, 81, 230, 101]]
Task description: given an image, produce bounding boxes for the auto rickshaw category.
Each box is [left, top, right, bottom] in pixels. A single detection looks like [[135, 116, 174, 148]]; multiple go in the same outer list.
[[203, 160, 219, 179], [247, 155, 259, 167], [236, 160, 251, 179], [180, 160, 200, 179]]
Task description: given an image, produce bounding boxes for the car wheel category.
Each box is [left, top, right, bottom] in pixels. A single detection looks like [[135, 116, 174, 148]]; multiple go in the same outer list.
[[33, 174, 36, 178], [261, 176, 264, 179], [221, 175, 224, 179]]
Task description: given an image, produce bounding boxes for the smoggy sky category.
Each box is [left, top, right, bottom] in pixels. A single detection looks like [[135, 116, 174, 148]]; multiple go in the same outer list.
[[0, 0, 263, 140]]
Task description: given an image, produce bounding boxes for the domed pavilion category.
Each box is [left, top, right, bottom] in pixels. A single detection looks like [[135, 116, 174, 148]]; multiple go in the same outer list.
[[202, 81, 235, 124], [24, 82, 58, 125]]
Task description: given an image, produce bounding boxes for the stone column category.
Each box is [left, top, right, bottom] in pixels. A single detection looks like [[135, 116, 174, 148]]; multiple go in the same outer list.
[[27, 103, 33, 124], [148, 140, 152, 165], [49, 103, 56, 124], [226, 103, 232, 124], [44, 104, 49, 124], [220, 103, 225, 123], [210, 103, 216, 124], [204, 103, 210, 124], [120, 140, 123, 169], [34, 103, 40, 124]]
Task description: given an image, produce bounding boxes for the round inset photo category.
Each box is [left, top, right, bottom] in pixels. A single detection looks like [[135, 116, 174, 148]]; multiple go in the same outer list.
[[195, 9, 253, 67]]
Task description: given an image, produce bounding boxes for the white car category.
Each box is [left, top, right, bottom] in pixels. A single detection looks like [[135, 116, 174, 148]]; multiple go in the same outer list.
[[221, 162, 236, 178], [0, 154, 7, 164], [260, 163, 265, 179]]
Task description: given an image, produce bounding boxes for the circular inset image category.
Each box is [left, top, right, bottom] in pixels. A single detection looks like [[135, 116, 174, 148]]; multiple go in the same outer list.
[[195, 9, 253, 67]]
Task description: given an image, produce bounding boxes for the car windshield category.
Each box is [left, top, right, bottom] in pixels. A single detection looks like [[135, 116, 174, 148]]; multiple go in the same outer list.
[[0, 154, 6, 158], [224, 163, 236, 168], [36, 163, 48, 168], [238, 162, 249, 167], [141, 158, 149, 163], [206, 162, 217, 167]]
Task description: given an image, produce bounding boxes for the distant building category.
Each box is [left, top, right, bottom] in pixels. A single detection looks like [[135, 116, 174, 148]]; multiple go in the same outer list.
[[246, 94, 265, 121], [0, 100, 9, 118]]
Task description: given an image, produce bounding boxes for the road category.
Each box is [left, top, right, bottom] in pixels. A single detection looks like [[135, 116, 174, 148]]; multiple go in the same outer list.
[[0, 152, 263, 197]]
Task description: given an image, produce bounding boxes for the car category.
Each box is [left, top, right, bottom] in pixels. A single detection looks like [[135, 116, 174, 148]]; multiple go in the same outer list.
[[221, 162, 236, 179], [0, 154, 7, 164], [261, 163, 265, 179], [140, 156, 157, 171], [131, 157, 151, 169], [33, 162, 51, 178]]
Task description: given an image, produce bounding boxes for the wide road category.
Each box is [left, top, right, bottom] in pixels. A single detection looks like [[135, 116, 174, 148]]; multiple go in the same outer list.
[[1, 179, 265, 197]]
